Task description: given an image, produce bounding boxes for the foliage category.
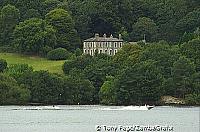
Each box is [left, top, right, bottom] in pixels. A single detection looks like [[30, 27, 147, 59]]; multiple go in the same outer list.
[[113, 43, 142, 68], [62, 76, 95, 104], [18, 71, 64, 103], [47, 48, 71, 60], [99, 76, 116, 105], [13, 18, 56, 54], [131, 17, 158, 42], [0, 59, 7, 72], [176, 9, 200, 33], [23, 9, 42, 20], [5, 64, 33, 80], [17, 70, 95, 104], [74, 48, 82, 57], [185, 93, 200, 105], [63, 54, 92, 74], [0, 73, 30, 105], [139, 42, 180, 78], [163, 57, 196, 98], [181, 38, 200, 72], [0, 0, 200, 105], [116, 60, 164, 105], [45, 8, 81, 51], [0, 0, 199, 43], [0, 4, 20, 46], [190, 72, 200, 94]]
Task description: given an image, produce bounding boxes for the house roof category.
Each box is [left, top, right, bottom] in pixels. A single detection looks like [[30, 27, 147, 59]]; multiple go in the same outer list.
[[84, 34, 123, 42], [84, 37, 123, 42]]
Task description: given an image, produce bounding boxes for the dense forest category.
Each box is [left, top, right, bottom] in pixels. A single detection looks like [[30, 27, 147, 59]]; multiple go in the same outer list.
[[0, 0, 199, 105]]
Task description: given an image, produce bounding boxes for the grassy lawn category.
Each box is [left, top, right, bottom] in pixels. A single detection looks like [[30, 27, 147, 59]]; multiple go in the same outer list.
[[0, 53, 65, 74]]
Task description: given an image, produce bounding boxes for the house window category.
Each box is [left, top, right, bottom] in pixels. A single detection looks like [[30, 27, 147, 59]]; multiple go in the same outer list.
[[115, 50, 117, 55], [120, 42, 122, 47], [110, 49, 112, 55]]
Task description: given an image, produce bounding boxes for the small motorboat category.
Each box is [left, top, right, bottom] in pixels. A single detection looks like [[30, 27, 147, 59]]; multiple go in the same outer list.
[[121, 105, 154, 110], [100, 105, 154, 111]]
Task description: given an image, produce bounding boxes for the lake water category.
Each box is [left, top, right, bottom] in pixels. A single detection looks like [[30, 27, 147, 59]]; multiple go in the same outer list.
[[0, 105, 199, 132]]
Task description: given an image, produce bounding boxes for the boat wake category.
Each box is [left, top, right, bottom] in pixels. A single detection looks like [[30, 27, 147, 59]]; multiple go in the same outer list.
[[101, 105, 154, 111], [13, 106, 61, 110]]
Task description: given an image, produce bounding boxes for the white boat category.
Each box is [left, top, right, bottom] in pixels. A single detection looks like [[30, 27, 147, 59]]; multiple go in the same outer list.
[[121, 105, 154, 111], [101, 104, 154, 111]]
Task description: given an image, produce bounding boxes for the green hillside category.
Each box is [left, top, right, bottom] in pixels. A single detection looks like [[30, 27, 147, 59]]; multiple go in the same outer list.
[[0, 53, 65, 74]]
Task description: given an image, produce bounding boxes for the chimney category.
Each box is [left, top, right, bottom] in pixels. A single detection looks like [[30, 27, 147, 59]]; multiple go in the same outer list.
[[95, 33, 99, 39], [119, 34, 122, 39], [110, 34, 113, 38], [103, 33, 106, 38]]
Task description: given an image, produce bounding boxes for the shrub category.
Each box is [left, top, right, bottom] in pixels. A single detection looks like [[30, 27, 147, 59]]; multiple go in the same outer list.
[[0, 59, 7, 72], [99, 77, 116, 105], [5, 64, 33, 81], [74, 48, 82, 56], [0, 73, 30, 105], [0, 46, 16, 53], [185, 93, 200, 105], [18, 71, 64, 103], [47, 48, 70, 60]]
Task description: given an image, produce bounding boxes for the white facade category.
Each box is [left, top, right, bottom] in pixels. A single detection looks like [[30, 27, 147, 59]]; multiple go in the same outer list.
[[83, 34, 123, 56]]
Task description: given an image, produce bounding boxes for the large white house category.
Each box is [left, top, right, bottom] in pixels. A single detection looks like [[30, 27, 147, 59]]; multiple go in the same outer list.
[[83, 33, 123, 56]]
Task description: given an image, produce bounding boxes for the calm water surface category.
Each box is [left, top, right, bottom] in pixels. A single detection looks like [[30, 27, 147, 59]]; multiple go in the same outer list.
[[0, 106, 199, 132]]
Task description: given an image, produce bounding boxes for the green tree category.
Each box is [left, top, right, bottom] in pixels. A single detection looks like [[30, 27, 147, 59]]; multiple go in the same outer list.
[[0, 59, 7, 72], [169, 57, 195, 98], [0, 4, 20, 46], [18, 71, 64, 103], [131, 17, 158, 42], [13, 18, 56, 54], [153, 0, 188, 42], [4, 64, 33, 81], [190, 72, 200, 94], [181, 38, 200, 72], [47, 48, 71, 60], [99, 76, 116, 105], [116, 60, 164, 105], [74, 48, 82, 57], [113, 43, 142, 68], [185, 93, 200, 105], [139, 42, 180, 78], [45, 8, 81, 51], [62, 76, 95, 104], [179, 32, 195, 44], [176, 9, 200, 33], [0, 73, 30, 105], [23, 9, 41, 20], [41, 0, 62, 16], [63, 54, 92, 74], [15, 0, 43, 21]]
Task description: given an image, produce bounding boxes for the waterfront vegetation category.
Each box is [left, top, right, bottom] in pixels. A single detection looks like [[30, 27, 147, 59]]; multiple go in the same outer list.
[[0, 0, 199, 105]]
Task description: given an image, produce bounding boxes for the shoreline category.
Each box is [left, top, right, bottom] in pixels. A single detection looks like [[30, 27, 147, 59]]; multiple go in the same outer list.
[[1, 104, 200, 107]]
